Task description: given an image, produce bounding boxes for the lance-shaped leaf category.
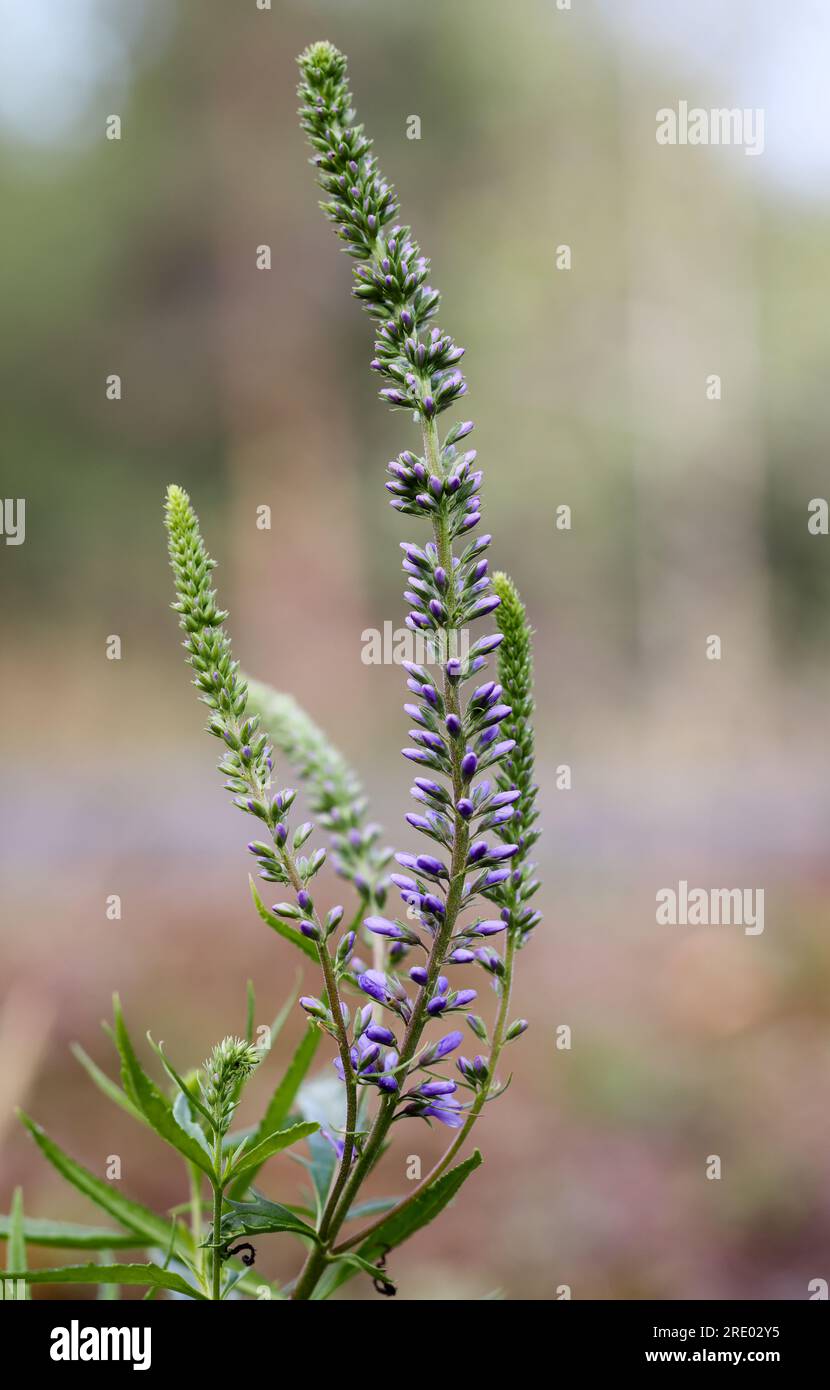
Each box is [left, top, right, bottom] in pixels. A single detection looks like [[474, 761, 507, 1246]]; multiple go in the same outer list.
[[0, 1216, 139, 1251], [112, 997, 215, 1178], [6, 1189, 28, 1299], [9, 1263, 205, 1299], [228, 1024, 320, 1199], [225, 1121, 319, 1187], [249, 877, 318, 962], [313, 1150, 483, 1298], [215, 1193, 318, 1247], [18, 1113, 192, 1257]]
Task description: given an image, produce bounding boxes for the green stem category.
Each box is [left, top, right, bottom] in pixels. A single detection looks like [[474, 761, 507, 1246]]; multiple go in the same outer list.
[[211, 1135, 223, 1301]]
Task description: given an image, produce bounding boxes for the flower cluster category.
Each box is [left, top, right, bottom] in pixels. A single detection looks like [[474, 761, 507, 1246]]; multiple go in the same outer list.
[[487, 574, 542, 946], [165, 487, 329, 896], [199, 1036, 261, 1137], [297, 39, 467, 423]]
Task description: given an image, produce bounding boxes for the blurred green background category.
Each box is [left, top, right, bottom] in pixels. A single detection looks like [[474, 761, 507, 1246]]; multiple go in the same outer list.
[[2, 0, 830, 1299]]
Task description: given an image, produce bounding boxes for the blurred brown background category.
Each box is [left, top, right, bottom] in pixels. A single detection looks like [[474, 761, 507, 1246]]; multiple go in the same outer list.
[[2, 0, 830, 1299]]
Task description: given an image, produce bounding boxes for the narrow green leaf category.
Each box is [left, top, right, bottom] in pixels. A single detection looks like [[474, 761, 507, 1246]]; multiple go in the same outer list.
[[18, 1112, 192, 1256], [250, 877, 318, 961], [216, 1193, 317, 1244], [112, 997, 215, 1179], [149, 1036, 213, 1133], [344, 1196, 400, 1221], [10, 1263, 205, 1298], [70, 1044, 145, 1125], [228, 1025, 320, 1199], [7, 1189, 28, 1299], [328, 1249, 396, 1294], [227, 1121, 319, 1185], [0, 1215, 137, 1251], [360, 1150, 483, 1257]]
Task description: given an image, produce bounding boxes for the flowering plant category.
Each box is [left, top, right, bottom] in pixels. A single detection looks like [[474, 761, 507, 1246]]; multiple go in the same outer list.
[[1, 41, 539, 1302]]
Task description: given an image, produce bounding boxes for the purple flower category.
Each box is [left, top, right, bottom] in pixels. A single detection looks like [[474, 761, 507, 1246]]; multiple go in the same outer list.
[[357, 970, 388, 1002]]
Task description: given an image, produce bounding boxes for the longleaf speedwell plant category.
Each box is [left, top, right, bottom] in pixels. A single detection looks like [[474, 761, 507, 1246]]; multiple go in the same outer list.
[[2, 41, 540, 1302]]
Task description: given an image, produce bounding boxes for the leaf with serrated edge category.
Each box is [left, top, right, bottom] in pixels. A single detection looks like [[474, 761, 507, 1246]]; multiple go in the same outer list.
[[18, 1112, 192, 1257], [0, 1215, 138, 1250], [10, 1263, 205, 1298], [227, 1121, 319, 1185]]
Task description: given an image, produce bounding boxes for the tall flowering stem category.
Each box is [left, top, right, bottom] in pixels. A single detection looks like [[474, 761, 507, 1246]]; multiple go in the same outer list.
[[164, 486, 359, 1201], [288, 42, 539, 1299]]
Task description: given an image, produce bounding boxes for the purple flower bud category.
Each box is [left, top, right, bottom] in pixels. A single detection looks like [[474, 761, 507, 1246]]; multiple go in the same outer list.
[[422, 894, 445, 917], [461, 751, 478, 779], [378, 1074, 399, 1093], [447, 947, 475, 963], [456, 797, 474, 819], [366, 1023, 396, 1045], [506, 1018, 529, 1041], [414, 777, 444, 798], [472, 919, 508, 936], [409, 965, 429, 986], [482, 868, 511, 886], [423, 1030, 463, 1063], [357, 970, 388, 1002], [453, 989, 477, 1008], [417, 1080, 457, 1097], [300, 995, 325, 1017], [300, 919, 321, 941], [416, 854, 447, 878], [426, 996, 448, 1016], [467, 840, 489, 864], [445, 713, 462, 736], [297, 889, 312, 912]]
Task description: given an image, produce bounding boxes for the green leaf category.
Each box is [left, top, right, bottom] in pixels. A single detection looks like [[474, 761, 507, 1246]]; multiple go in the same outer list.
[[149, 1036, 214, 1133], [344, 1196, 400, 1221], [112, 997, 215, 1178], [10, 1263, 205, 1298], [71, 1043, 145, 1125], [226, 1121, 319, 1185], [327, 1249, 396, 1295], [18, 1112, 192, 1257], [315, 1151, 483, 1298], [216, 1193, 318, 1245], [360, 1150, 482, 1256], [0, 1216, 139, 1251], [304, 1129, 338, 1219], [250, 877, 318, 961], [7, 1189, 28, 1299], [228, 1025, 320, 1199]]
